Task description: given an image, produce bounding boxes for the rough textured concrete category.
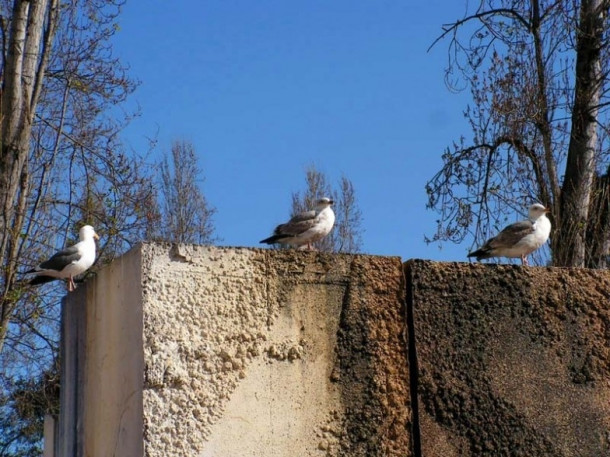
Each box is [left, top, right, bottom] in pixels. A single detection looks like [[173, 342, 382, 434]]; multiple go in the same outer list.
[[406, 260, 610, 457], [58, 243, 411, 457], [140, 244, 410, 457], [58, 246, 610, 457]]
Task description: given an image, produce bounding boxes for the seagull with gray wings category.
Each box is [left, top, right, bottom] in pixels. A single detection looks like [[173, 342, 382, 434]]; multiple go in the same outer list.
[[467, 203, 551, 265], [27, 225, 100, 291], [260, 197, 335, 249]]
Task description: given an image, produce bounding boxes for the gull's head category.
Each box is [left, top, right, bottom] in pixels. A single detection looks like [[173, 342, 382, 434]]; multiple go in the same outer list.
[[80, 225, 100, 241], [528, 203, 549, 220], [315, 197, 334, 211]]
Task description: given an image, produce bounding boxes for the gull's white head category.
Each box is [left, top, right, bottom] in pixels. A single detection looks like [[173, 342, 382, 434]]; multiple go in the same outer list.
[[314, 197, 334, 211], [79, 225, 100, 241], [528, 203, 549, 220]]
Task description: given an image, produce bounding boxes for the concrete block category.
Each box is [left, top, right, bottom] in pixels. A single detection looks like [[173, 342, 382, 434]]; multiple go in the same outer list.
[[141, 245, 411, 457], [406, 260, 610, 457], [60, 244, 411, 457]]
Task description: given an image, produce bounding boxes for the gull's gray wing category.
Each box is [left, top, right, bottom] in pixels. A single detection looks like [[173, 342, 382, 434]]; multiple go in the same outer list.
[[260, 209, 318, 244], [37, 245, 81, 271], [485, 220, 534, 249], [287, 210, 316, 224], [275, 212, 317, 236]]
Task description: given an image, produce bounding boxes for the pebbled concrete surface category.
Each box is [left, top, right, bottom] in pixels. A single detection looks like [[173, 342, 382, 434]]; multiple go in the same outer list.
[[406, 260, 610, 457], [60, 247, 610, 457], [140, 244, 411, 457]]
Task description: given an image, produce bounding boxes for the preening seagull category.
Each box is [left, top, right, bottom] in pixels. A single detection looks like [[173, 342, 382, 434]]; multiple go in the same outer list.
[[467, 203, 551, 266], [260, 197, 335, 249], [27, 225, 100, 291]]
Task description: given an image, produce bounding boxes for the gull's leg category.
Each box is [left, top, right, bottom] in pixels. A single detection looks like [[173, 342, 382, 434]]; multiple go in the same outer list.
[[68, 276, 75, 292], [521, 255, 528, 266]]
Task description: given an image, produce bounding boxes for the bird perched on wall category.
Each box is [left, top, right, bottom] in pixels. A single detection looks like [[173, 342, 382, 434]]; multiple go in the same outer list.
[[26, 225, 100, 291], [260, 197, 335, 250], [467, 203, 551, 266]]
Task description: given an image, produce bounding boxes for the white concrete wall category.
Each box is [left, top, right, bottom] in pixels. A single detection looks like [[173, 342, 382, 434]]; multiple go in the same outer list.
[[142, 245, 346, 456], [83, 245, 144, 456], [59, 245, 144, 457]]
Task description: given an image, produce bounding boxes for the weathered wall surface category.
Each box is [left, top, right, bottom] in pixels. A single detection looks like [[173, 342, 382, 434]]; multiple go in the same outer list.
[[58, 246, 610, 457], [59, 243, 411, 457], [59, 246, 144, 457], [140, 244, 410, 457], [406, 260, 610, 457]]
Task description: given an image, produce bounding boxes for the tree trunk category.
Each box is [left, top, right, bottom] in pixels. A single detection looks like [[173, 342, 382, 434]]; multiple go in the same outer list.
[[0, 0, 57, 354], [585, 167, 610, 268], [555, 0, 606, 267]]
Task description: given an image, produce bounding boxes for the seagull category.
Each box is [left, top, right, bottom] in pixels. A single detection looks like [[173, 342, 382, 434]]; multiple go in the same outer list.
[[260, 197, 335, 249], [467, 203, 551, 266], [27, 225, 100, 291]]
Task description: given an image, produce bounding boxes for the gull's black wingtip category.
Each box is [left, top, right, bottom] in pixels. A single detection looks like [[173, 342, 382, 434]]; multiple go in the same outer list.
[[29, 275, 59, 286], [467, 248, 489, 261]]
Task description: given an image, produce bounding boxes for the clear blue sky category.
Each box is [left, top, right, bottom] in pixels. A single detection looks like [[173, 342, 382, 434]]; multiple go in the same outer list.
[[112, 1, 476, 261]]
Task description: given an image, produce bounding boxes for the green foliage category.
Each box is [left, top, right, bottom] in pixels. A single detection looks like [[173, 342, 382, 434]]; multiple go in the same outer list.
[[0, 367, 59, 456]]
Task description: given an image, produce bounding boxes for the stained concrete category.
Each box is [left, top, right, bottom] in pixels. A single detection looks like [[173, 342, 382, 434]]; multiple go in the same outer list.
[[141, 245, 411, 457], [59, 243, 411, 457], [58, 246, 610, 457], [59, 244, 143, 457], [406, 260, 610, 457]]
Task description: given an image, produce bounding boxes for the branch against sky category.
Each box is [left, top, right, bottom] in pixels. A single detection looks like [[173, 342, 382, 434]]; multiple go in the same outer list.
[[155, 139, 217, 245], [0, 1, 156, 452], [291, 165, 363, 253], [426, 0, 610, 267]]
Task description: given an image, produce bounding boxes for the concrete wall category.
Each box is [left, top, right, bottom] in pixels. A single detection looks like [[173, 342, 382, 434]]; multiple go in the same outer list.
[[57, 245, 610, 456], [407, 260, 610, 457], [59, 243, 410, 457], [59, 245, 143, 457]]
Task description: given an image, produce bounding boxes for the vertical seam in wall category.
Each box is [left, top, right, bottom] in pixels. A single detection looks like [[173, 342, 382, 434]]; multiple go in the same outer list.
[[404, 262, 422, 457]]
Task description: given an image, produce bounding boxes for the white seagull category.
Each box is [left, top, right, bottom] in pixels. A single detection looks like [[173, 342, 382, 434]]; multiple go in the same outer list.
[[260, 197, 335, 249], [27, 225, 100, 291], [467, 203, 551, 266]]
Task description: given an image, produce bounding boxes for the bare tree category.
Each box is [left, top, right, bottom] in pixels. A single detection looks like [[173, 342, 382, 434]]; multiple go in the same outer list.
[[156, 140, 216, 244], [586, 165, 610, 267], [0, 0, 156, 452], [0, 0, 59, 352], [291, 166, 363, 253], [0, 0, 150, 352], [426, 0, 610, 267], [333, 177, 363, 253]]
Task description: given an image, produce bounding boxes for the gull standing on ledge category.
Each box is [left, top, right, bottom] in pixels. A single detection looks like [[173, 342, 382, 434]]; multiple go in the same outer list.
[[27, 225, 100, 291], [260, 197, 335, 249], [467, 204, 551, 266]]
